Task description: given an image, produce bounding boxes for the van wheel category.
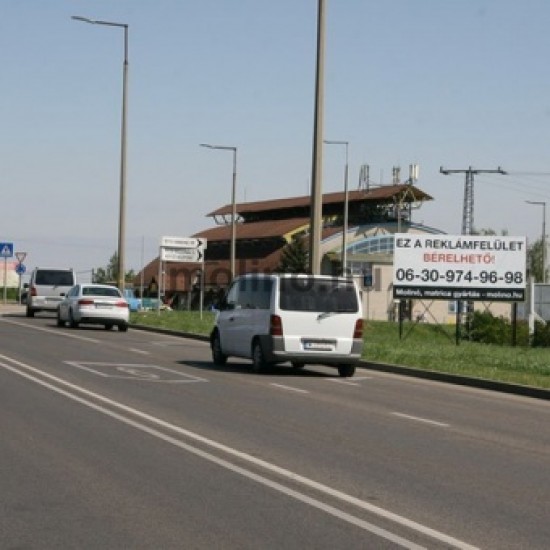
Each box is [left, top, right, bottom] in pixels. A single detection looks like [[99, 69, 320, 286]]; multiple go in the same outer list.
[[338, 364, 355, 378], [212, 332, 227, 365], [252, 340, 267, 373], [26, 307, 34, 318]]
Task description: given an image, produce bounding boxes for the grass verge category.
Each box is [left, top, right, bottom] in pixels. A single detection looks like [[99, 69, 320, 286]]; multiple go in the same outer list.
[[130, 311, 550, 390]]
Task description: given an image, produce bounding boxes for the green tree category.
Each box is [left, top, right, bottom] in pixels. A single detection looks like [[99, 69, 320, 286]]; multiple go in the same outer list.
[[527, 237, 547, 283], [277, 237, 309, 273], [93, 251, 135, 284]]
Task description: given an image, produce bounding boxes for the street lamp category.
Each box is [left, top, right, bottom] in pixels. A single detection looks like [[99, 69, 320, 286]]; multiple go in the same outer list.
[[72, 15, 129, 291], [526, 200, 547, 283], [200, 144, 238, 280], [324, 140, 349, 275]]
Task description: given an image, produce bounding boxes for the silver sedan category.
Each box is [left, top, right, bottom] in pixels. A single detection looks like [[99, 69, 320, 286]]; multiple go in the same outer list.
[[57, 283, 130, 331]]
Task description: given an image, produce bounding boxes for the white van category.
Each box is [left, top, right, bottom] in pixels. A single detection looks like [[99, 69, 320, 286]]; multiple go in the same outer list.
[[210, 273, 364, 377], [26, 267, 76, 317]]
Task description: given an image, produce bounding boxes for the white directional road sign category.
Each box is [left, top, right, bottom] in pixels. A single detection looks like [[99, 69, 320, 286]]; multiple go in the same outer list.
[[160, 235, 206, 263], [161, 247, 204, 262], [160, 236, 207, 250]]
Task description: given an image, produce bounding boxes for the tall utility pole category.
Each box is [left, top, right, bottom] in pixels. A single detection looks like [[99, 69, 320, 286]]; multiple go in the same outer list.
[[439, 166, 506, 235], [309, 0, 326, 275]]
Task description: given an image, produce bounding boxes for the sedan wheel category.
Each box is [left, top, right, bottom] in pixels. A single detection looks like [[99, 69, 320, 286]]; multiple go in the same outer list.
[[56, 309, 65, 327], [69, 310, 79, 329]]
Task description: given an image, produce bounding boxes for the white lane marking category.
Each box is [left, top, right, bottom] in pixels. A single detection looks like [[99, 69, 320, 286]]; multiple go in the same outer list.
[[1, 358, 423, 550], [327, 379, 361, 387], [351, 376, 373, 381], [0, 352, 477, 550], [1, 319, 100, 343], [270, 383, 309, 394], [392, 412, 450, 428], [129, 348, 150, 355]]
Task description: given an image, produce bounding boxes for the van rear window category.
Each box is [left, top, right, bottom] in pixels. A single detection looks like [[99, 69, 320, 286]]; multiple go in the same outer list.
[[279, 278, 358, 313], [35, 270, 74, 286]]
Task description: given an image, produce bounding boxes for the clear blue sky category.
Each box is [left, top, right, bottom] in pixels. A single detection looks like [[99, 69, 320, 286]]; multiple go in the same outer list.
[[2, 0, 550, 279]]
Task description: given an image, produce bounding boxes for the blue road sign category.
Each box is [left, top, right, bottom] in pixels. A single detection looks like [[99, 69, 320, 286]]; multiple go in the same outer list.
[[0, 242, 14, 258], [15, 263, 26, 275]]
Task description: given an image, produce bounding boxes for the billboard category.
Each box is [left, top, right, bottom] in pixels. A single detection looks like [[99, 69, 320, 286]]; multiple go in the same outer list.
[[392, 234, 527, 302]]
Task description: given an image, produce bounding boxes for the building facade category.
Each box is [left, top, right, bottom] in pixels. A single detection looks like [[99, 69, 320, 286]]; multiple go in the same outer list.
[[135, 183, 512, 323]]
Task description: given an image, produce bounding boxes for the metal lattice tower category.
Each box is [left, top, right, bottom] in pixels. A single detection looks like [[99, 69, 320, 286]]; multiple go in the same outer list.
[[440, 166, 506, 234]]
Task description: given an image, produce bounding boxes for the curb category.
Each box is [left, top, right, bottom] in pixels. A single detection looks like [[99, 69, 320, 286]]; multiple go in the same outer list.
[[131, 324, 550, 401], [361, 361, 550, 401]]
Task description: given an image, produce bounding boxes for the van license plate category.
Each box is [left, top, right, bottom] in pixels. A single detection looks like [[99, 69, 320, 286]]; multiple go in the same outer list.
[[303, 340, 334, 351]]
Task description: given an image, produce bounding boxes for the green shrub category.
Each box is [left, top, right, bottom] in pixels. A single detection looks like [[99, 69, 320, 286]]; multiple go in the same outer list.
[[466, 310, 531, 346], [532, 321, 550, 347]]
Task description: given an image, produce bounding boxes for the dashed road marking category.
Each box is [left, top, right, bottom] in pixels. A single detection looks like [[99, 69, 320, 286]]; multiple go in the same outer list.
[[270, 383, 309, 394], [391, 412, 450, 428]]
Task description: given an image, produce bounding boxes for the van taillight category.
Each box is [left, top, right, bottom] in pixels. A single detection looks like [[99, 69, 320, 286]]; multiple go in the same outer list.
[[270, 314, 283, 336], [31, 286, 37, 297], [353, 319, 363, 339]]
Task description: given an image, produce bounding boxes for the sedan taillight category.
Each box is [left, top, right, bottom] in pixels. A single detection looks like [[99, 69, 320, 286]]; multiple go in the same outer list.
[[115, 300, 129, 308], [78, 299, 94, 306]]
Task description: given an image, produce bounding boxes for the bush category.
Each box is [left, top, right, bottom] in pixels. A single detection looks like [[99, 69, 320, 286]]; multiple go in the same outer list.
[[1, 287, 23, 302], [466, 310, 531, 346], [532, 321, 550, 347]]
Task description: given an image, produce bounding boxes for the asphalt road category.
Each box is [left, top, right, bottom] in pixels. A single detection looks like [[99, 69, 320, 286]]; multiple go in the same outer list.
[[1, 313, 549, 549]]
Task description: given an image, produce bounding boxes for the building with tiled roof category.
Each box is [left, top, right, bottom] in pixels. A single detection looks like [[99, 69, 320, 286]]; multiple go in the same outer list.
[[136, 182, 468, 320]]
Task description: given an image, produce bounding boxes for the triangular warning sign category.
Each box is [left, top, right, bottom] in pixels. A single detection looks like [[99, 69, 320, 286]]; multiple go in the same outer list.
[[1, 245, 11, 256]]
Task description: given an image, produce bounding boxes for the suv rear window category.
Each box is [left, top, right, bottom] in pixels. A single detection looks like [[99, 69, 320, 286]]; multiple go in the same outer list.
[[279, 278, 358, 313], [35, 270, 74, 286]]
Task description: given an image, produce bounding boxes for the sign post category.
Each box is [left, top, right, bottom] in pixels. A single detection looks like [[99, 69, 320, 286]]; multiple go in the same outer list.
[[158, 236, 207, 316], [15, 252, 27, 305]]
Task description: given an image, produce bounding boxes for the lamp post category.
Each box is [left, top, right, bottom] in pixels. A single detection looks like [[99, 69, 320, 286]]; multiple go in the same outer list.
[[200, 144, 238, 281], [324, 140, 349, 275], [526, 200, 547, 283], [72, 15, 129, 291]]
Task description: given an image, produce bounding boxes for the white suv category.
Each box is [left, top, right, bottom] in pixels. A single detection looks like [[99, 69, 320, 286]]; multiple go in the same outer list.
[[26, 267, 76, 317], [210, 273, 364, 377]]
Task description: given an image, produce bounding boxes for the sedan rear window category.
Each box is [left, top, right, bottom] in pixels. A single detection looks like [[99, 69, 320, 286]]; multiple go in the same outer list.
[[82, 287, 121, 298]]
